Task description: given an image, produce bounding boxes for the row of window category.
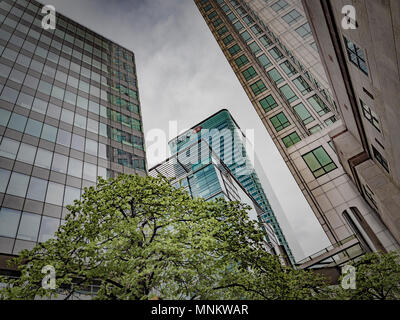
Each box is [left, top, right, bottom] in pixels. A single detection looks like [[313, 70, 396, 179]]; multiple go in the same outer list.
[[0, 5, 138, 101], [0, 207, 62, 243], [0, 87, 140, 141], [5, 0, 115, 52], [0, 136, 107, 179], [0, 10, 109, 72], [213, 1, 336, 138], [0, 40, 138, 107], [0, 0, 133, 66], [0, 109, 107, 156], [0, 168, 83, 207]]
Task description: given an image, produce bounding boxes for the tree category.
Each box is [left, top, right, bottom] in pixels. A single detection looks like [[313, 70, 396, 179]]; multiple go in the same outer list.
[[0, 174, 328, 300], [335, 251, 400, 300]]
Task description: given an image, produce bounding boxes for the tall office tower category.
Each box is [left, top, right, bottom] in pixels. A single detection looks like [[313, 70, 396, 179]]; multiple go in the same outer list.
[[149, 131, 287, 263], [302, 1, 400, 246], [169, 109, 295, 264], [0, 0, 146, 270], [194, 0, 399, 267]]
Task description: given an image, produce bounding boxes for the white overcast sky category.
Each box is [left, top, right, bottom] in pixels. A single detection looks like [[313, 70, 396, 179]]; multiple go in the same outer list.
[[44, 0, 331, 260]]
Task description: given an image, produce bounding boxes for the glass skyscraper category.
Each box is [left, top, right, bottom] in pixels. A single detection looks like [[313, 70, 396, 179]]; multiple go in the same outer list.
[[169, 109, 295, 264], [0, 0, 146, 263], [150, 123, 287, 264]]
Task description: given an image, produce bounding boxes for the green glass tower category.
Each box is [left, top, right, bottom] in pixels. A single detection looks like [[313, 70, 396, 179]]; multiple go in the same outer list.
[[169, 109, 295, 264]]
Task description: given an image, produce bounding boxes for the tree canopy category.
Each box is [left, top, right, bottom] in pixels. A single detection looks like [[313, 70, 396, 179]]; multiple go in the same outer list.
[[0, 174, 328, 300]]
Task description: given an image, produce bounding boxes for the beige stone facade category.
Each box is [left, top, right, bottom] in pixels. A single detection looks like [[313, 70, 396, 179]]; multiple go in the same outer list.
[[194, 0, 399, 261]]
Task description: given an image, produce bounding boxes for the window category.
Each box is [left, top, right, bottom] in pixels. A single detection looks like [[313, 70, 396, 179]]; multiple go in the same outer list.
[[372, 145, 389, 173], [295, 23, 312, 39], [86, 139, 98, 156], [249, 42, 261, 54], [234, 54, 249, 68], [0, 108, 11, 127], [269, 47, 284, 61], [279, 84, 298, 103], [0, 86, 19, 104], [308, 95, 330, 116], [71, 134, 85, 152], [38, 216, 59, 242], [310, 42, 318, 52], [8, 113, 27, 132], [324, 116, 337, 126], [228, 44, 242, 56], [233, 21, 243, 31], [217, 26, 228, 35], [260, 95, 278, 112], [270, 112, 290, 132], [240, 31, 252, 42], [37, 80, 52, 95], [83, 162, 97, 182], [74, 114, 87, 129], [222, 34, 234, 45], [17, 212, 41, 241], [344, 37, 368, 75], [257, 54, 272, 68], [302, 146, 337, 178], [56, 129, 72, 147], [26, 177, 48, 202], [64, 186, 81, 206], [271, 0, 288, 12], [0, 138, 19, 159], [60, 109, 74, 125], [207, 11, 217, 20], [213, 18, 222, 27], [17, 143, 36, 164], [227, 12, 237, 22], [282, 9, 302, 25], [309, 125, 322, 134], [51, 153, 68, 174], [293, 76, 312, 95], [250, 24, 263, 36], [41, 124, 58, 143], [293, 103, 314, 125], [6, 172, 30, 198], [25, 119, 43, 137], [45, 182, 65, 206], [250, 80, 267, 96], [34, 148, 53, 169], [282, 132, 301, 148], [242, 66, 257, 80], [280, 61, 297, 77], [68, 158, 83, 178], [221, 4, 229, 12], [0, 168, 11, 193], [243, 15, 254, 25], [32, 98, 48, 115], [268, 68, 284, 84], [360, 100, 380, 132], [0, 208, 21, 238], [9, 69, 26, 84]]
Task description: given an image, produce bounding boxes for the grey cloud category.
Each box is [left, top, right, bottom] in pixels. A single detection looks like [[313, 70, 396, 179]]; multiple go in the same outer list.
[[45, 0, 331, 259]]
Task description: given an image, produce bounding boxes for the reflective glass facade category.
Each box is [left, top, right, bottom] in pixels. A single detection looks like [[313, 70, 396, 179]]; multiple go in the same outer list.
[[169, 109, 294, 264], [150, 136, 282, 257], [0, 0, 146, 257]]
